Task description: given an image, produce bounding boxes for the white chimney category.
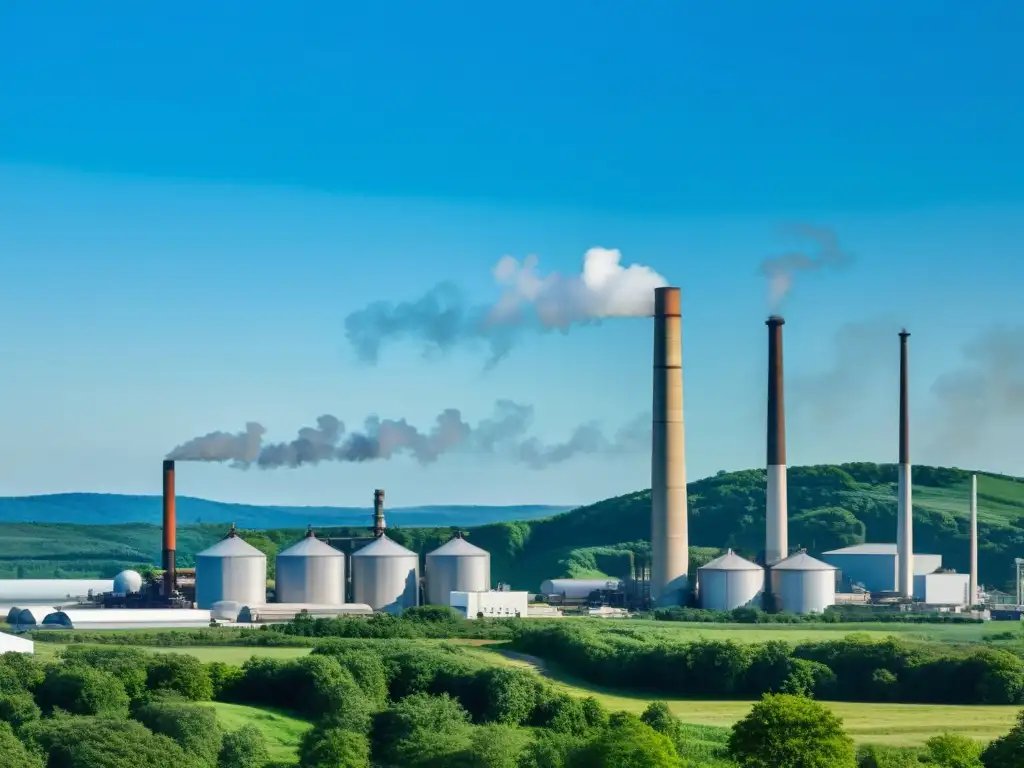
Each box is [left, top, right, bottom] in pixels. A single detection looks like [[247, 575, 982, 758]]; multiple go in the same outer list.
[[970, 474, 978, 606], [897, 330, 914, 598]]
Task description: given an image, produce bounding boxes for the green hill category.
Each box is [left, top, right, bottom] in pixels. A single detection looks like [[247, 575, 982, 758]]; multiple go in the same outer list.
[[1, 463, 1022, 592]]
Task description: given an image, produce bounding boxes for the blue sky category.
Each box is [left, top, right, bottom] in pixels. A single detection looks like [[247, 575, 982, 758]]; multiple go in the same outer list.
[[1, 2, 1023, 507]]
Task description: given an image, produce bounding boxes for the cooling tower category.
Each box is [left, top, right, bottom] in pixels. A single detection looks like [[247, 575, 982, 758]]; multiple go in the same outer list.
[[897, 330, 914, 598], [162, 459, 176, 599], [650, 286, 689, 607], [970, 473, 978, 606], [765, 316, 788, 566]]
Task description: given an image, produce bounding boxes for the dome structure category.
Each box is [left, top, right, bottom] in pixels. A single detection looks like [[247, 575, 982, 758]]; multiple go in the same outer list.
[[113, 570, 144, 596]]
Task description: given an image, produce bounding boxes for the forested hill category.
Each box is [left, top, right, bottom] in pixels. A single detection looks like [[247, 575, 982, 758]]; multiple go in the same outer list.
[[2, 463, 1023, 591]]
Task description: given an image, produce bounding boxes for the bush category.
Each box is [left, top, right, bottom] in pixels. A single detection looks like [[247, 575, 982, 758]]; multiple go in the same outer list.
[[980, 710, 1024, 767], [0, 652, 43, 694], [219, 725, 271, 768], [61, 646, 150, 699], [0, 720, 43, 768], [147, 654, 214, 701], [133, 699, 223, 767], [0, 690, 41, 729], [728, 694, 856, 768], [855, 744, 923, 767], [924, 733, 983, 767], [22, 712, 190, 767], [35, 665, 130, 717], [299, 727, 371, 768], [371, 693, 472, 767], [568, 712, 680, 768]]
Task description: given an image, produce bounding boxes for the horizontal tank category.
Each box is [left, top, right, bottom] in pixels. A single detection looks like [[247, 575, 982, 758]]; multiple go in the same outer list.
[[195, 528, 267, 609], [40, 608, 215, 629], [698, 550, 764, 611], [238, 603, 373, 623], [113, 570, 144, 596], [539, 579, 622, 599], [211, 601, 244, 622], [351, 535, 419, 614], [275, 529, 345, 605], [425, 533, 491, 606], [769, 551, 836, 615], [0, 579, 113, 604]]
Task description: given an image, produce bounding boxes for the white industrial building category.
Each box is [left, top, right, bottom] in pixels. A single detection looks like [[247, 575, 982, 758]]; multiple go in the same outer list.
[[820, 543, 942, 593], [236, 603, 373, 623], [425, 533, 490, 605], [914, 573, 971, 606], [0, 579, 113, 605], [698, 550, 764, 611], [450, 590, 528, 619], [40, 608, 216, 630], [539, 579, 622, 599], [0, 631, 33, 654], [770, 551, 837, 614]]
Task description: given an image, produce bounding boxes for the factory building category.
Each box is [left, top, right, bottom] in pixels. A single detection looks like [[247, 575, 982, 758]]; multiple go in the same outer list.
[[40, 608, 216, 630], [274, 528, 345, 605], [914, 573, 971, 607], [769, 551, 837, 614], [425, 532, 491, 606], [698, 550, 764, 611], [351, 535, 419, 614], [195, 526, 268, 610], [820, 544, 942, 593], [450, 590, 528, 619], [0, 579, 113, 606], [237, 603, 373, 623], [540, 579, 623, 600], [0, 631, 33, 654]]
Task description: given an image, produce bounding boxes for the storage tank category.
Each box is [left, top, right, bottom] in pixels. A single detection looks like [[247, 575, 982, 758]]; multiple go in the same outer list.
[[275, 528, 345, 605], [769, 551, 836, 615], [698, 549, 764, 611], [539, 579, 623, 599], [112, 570, 144, 596], [351, 535, 419, 614], [195, 526, 267, 609], [425, 532, 491, 605]]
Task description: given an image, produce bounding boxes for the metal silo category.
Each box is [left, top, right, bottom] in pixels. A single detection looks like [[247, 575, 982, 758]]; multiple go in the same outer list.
[[195, 526, 268, 609], [351, 535, 419, 614], [698, 549, 764, 611], [769, 551, 836, 615], [425, 532, 490, 606], [275, 527, 345, 605]]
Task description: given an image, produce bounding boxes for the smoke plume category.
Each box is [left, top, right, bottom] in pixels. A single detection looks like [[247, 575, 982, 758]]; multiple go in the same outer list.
[[345, 247, 667, 366], [931, 325, 1024, 451], [759, 224, 853, 309], [166, 400, 651, 470]]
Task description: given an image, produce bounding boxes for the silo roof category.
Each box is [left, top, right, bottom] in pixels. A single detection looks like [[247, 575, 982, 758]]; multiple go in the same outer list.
[[278, 536, 342, 558], [699, 550, 763, 572], [427, 536, 488, 558], [351, 535, 416, 558], [198, 535, 265, 558], [771, 552, 836, 571]]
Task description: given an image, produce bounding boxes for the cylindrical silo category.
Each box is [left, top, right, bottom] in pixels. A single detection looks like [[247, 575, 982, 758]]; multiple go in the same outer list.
[[351, 535, 419, 614], [195, 526, 268, 609], [698, 550, 764, 611], [275, 528, 345, 605], [425, 532, 490, 606], [769, 551, 836, 615]]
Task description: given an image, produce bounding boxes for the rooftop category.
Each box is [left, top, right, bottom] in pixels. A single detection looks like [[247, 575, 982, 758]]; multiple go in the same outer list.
[[771, 551, 836, 571], [699, 549, 763, 572], [821, 543, 940, 557]]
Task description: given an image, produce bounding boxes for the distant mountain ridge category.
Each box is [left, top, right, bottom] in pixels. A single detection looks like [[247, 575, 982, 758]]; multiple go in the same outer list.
[[0, 493, 572, 530]]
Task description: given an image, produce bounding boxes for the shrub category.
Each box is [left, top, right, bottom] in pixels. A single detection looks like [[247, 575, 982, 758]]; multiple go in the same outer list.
[[0, 720, 43, 768], [299, 727, 371, 768], [35, 665, 130, 717], [568, 712, 680, 768], [134, 699, 223, 767], [219, 725, 271, 768], [728, 694, 856, 768], [147, 654, 214, 701], [61, 646, 150, 699], [22, 712, 190, 767], [924, 733, 983, 767], [0, 690, 41, 729]]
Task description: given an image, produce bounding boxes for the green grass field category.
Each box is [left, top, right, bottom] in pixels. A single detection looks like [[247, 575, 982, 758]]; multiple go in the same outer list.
[[197, 702, 311, 762]]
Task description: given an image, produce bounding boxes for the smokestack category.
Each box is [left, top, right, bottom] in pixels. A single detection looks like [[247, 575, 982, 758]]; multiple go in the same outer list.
[[765, 316, 788, 565], [970, 474, 978, 606], [650, 287, 689, 606], [162, 460, 176, 599], [372, 489, 387, 537], [896, 330, 914, 598]]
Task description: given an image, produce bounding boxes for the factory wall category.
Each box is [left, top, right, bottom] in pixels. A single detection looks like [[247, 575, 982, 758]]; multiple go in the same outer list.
[[539, 579, 622, 599], [914, 573, 971, 606], [0, 632, 33, 654], [0, 579, 113, 604], [820, 548, 942, 593], [450, 590, 528, 619]]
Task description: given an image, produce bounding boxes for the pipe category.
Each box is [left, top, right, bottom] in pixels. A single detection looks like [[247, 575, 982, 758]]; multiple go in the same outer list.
[[373, 489, 386, 537], [765, 316, 788, 565], [970, 474, 978, 606], [897, 330, 914, 598], [650, 286, 689, 606], [162, 459, 177, 599]]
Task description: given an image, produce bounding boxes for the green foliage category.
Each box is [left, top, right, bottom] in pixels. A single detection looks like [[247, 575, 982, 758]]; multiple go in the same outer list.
[[924, 733, 983, 767], [728, 694, 856, 768], [22, 712, 190, 767], [218, 725, 270, 768], [980, 710, 1024, 767], [450, 724, 530, 767], [298, 726, 371, 768], [855, 744, 924, 767], [146, 653, 214, 700], [60, 646, 150, 699], [475, 667, 543, 725], [36, 665, 130, 717], [0, 720, 43, 768], [371, 693, 472, 767], [0, 652, 44, 693], [134, 699, 223, 767], [0, 690, 41, 729], [569, 712, 680, 768]]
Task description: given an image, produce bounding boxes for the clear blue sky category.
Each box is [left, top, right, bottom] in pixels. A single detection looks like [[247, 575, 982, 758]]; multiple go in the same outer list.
[[1, 2, 1023, 507]]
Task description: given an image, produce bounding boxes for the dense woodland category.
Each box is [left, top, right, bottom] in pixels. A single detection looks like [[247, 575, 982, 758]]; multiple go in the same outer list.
[[3, 463, 1023, 592]]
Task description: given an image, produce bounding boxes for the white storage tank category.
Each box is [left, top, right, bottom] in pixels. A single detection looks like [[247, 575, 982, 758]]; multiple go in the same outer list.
[[275, 528, 345, 605], [698, 549, 764, 611], [112, 570, 144, 596], [351, 535, 419, 615], [769, 551, 837, 615], [425, 532, 491, 606], [195, 527, 267, 610]]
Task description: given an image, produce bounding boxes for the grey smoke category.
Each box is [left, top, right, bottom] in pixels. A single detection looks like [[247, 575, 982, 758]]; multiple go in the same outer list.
[[931, 325, 1024, 451], [166, 400, 650, 470], [759, 224, 853, 308]]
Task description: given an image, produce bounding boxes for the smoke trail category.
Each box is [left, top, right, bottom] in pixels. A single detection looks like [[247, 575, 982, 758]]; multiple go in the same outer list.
[[344, 247, 667, 366], [759, 224, 853, 309], [931, 325, 1024, 451], [166, 400, 651, 470]]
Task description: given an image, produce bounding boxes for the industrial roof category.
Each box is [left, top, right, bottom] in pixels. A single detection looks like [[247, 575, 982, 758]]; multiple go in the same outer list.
[[197, 535, 266, 559], [771, 552, 837, 571], [698, 549, 763, 572], [821, 543, 939, 557], [277, 536, 343, 558], [351, 535, 417, 558], [427, 536, 489, 558]]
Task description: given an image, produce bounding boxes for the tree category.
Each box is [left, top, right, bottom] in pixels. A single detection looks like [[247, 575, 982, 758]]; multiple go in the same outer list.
[[0, 690, 41, 729], [476, 668, 542, 725], [639, 702, 685, 752], [371, 693, 472, 767], [21, 713, 190, 768], [568, 712, 680, 768], [35, 666, 129, 717], [61, 647, 150, 700], [981, 710, 1024, 768], [0, 652, 44, 694], [728, 694, 855, 768], [449, 724, 529, 768], [924, 733, 983, 767], [298, 727, 370, 768], [134, 699, 223, 767], [146, 654, 214, 701], [0, 720, 43, 768], [218, 725, 270, 768]]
